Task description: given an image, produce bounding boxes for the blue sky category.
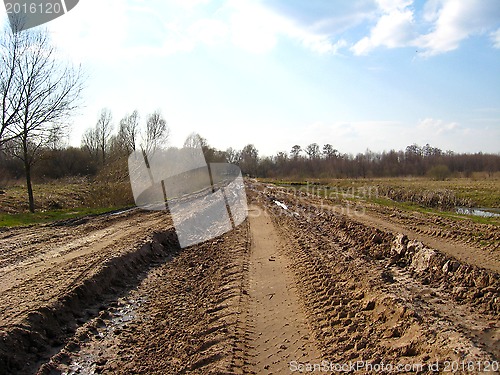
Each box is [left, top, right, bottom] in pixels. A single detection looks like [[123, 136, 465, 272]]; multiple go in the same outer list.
[[2, 0, 500, 155]]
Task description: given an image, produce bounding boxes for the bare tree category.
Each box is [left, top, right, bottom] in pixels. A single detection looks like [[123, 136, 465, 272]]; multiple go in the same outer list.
[[46, 123, 67, 151], [290, 144, 301, 159], [95, 108, 113, 164], [118, 110, 140, 153], [322, 144, 338, 158], [142, 110, 169, 154], [182, 133, 225, 163], [5, 23, 84, 212], [305, 143, 320, 159], [240, 144, 259, 176], [81, 127, 99, 161], [225, 147, 240, 164], [183, 132, 206, 149], [0, 19, 28, 145]]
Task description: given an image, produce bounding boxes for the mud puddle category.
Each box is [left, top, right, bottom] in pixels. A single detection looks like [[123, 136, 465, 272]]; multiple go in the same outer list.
[[56, 294, 146, 375]]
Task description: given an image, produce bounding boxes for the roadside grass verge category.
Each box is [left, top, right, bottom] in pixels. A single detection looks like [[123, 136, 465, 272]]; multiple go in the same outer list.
[[0, 207, 125, 228], [0, 179, 135, 228]]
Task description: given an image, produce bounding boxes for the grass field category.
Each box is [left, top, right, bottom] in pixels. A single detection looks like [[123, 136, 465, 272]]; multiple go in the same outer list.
[[0, 180, 134, 227], [1, 177, 498, 227]]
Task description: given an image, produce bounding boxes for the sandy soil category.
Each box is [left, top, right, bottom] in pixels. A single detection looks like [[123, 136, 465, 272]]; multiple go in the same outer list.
[[0, 180, 498, 374], [246, 205, 319, 373]]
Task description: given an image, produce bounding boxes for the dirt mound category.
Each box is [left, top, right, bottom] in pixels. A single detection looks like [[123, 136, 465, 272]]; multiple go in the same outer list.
[[390, 234, 500, 313]]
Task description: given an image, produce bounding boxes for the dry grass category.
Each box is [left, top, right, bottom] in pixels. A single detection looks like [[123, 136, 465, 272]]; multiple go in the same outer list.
[[0, 179, 134, 215]]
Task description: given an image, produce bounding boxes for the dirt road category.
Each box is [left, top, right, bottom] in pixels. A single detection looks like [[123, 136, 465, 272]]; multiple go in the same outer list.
[[0, 180, 498, 374], [247, 205, 319, 373]]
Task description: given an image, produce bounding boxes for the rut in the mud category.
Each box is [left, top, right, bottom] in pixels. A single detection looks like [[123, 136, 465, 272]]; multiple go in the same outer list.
[[0, 228, 179, 375], [40, 220, 251, 375]]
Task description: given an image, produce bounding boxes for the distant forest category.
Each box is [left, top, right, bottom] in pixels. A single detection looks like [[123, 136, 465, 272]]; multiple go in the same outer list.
[[239, 143, 500, 180], [1, 128, 499, 183]]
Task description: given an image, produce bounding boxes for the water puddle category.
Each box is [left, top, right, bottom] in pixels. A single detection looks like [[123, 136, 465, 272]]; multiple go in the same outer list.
[[274, 200, 288, 210], [59, 295, 146, 375], [455, 207, 500, 218], [109, 207, 137, 216]]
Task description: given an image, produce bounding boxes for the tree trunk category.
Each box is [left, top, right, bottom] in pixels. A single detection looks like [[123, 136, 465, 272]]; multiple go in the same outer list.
[[23, 146, 35, 213]]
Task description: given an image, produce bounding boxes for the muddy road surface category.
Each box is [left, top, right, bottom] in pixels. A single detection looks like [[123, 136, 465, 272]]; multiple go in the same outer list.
[[0, 181, 498, 374]]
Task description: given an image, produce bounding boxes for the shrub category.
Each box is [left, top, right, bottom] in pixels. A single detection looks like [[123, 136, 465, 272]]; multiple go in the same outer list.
[[427, 165, 451, 181]]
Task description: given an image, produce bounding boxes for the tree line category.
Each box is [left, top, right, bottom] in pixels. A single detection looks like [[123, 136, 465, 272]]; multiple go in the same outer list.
[[0, 108, 170, 175], [3, 126, 498, 185], [246, 143, 499, 179]]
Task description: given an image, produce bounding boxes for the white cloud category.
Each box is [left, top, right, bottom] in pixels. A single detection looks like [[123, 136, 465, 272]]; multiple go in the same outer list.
[[490, 28, 500, 48], [45, 0, 350, 61], [351, 1, 416, 55], [225, 0, 280, 53], [45, 2, 220, 61], [168, 0, 211, 9], [43, 0, 500, 62], [47, 0, 130, 61], [416, 0, 500, 56], [351, 0, 500, 56], [376, 0, 413, 12], [277, 18, 348, 54], [309, 38, 348, 54], [188, 19, 228, 47], [417, 118, 462, 135], [223, 0, 347, 54]]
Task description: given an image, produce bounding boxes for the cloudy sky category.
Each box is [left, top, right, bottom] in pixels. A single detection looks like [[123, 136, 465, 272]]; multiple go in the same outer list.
[[2, 0, 500, 155]]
